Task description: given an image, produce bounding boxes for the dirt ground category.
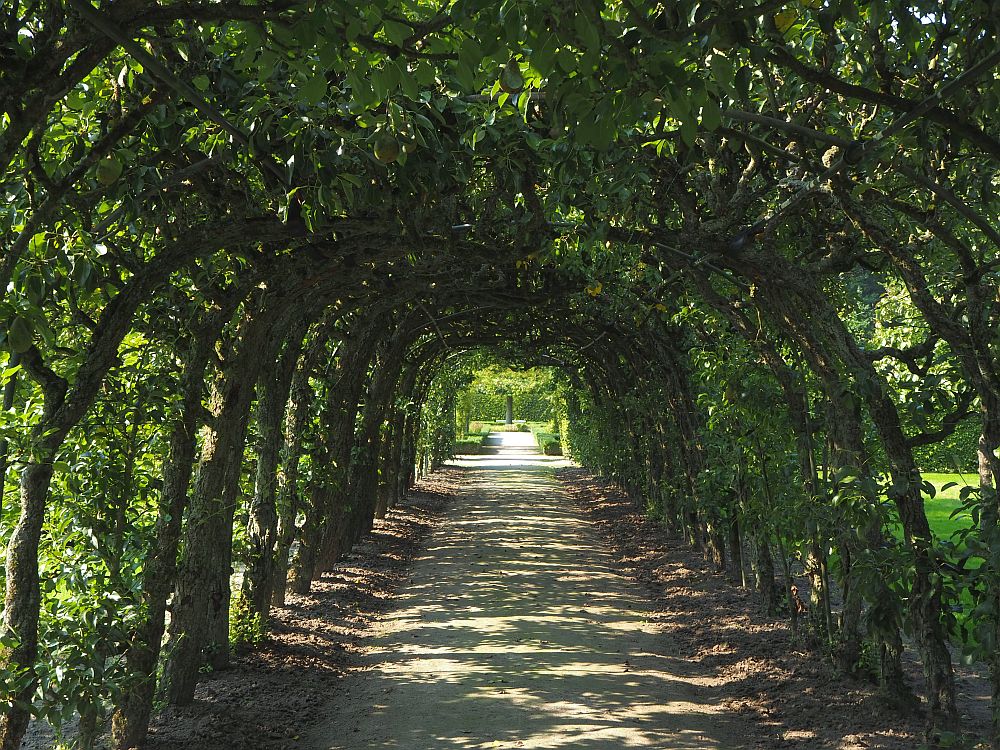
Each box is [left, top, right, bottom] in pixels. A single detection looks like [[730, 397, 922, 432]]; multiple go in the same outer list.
[[145, 470, 462, 750], [558, 467, 993, 750], [137, 448, 988, 749]]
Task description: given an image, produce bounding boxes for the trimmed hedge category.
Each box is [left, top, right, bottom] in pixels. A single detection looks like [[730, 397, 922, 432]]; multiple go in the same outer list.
[[533, 431, 563, 456], [465, 392, 552, 422], [488, 422, 531, 432], [452, 438, 483, 455]]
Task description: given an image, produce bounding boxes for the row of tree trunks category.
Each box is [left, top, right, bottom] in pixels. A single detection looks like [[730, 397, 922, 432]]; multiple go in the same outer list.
[[0, 220, 359, 749], [341, 315, 416, 548], [729, 247, 957, 739], [110, 290, 246, 749], [839, 194, 1000, 747], [0, 224, 243, 750], [163, 295, 294, 704], [378, 353, 422, 519], [271, 315, 339, 608], [241, 319, 310, 623], [151, 301, 427, 712], [303, 316, 389, 582]]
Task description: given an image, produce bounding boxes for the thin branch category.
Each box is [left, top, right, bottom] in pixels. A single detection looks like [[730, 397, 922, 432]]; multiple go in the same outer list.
[[893, 162, 1000, 250], [18, 345, 68, 406], [67, 0, 288, 187], [772, 46, 1000, 161], [906, 391, 976, 449], [722, 109, 852, 147], [864, 336, 940, 376]]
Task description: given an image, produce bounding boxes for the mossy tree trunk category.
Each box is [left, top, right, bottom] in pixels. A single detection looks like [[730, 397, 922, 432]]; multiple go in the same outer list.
[[242, 318, 309, 625], [164, 297, 289, 705], [111, 292, 245, 749], [271, 316, 337, 608]]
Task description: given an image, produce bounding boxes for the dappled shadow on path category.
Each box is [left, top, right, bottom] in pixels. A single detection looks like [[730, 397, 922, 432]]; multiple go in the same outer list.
[[559, 469, 926, 750], [305, 446, 745, 749]]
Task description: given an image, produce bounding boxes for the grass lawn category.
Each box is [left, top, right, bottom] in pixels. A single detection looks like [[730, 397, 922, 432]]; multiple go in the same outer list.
[[873, 472, 983, 645], [921, 471, 978, 542]]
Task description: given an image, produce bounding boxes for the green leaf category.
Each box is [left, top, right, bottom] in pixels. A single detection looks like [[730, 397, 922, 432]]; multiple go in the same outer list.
[[679, 117, 697, 147], [710, 53, 736, 95], [734, 66, 752, 101], [300, 72, 328, 105], [532, 33, 558, 75], [192, 75, 210, 92], [397, 61, 418, 99], [453, 59, 475, 90], [574, 14, 601, 53], [7, 316, 33, 354], [382, 20, 411, 47], [557, 48, 578, 74], [701, 100, 722, 131], [24, 274, 45, 305], [73, 258, 92, 287], [774, 10, 798, 34]]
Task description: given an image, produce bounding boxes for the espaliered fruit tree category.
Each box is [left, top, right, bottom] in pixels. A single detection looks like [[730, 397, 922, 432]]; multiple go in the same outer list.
[[1, 1, 999, 748]]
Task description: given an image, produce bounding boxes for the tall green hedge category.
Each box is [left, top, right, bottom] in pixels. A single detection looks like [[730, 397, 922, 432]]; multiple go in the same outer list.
[[465, 391, 551, 422]]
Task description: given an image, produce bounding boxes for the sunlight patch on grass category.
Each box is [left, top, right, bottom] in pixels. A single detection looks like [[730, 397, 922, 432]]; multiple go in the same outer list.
[[922, 472, 977, 542]]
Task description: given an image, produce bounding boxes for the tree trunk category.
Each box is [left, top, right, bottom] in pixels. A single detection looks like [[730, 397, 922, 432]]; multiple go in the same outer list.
[[727, 513, 744, 586], [385, 365, 417, 510], [309, 318, 389, 577], [0, 458, 57, 750], [753, 528, 777, 616], [162, 380, 254, 703], [870, 384, 958, 735], [334, 318, 412, 551], [242, 325, 306, 624], [0, 350, 69, 750], [977, 410, 1000, 749], [163, 301, 283, 705], [111, 299, 237, 749], [0, 352, 19, 520], [374, 423, 393, 520], [290, 483, 327, 593], [272, 319, 335, 607]]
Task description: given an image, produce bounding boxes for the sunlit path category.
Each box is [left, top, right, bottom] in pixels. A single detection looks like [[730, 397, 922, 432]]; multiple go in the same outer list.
[[303, 433, 746, 749]]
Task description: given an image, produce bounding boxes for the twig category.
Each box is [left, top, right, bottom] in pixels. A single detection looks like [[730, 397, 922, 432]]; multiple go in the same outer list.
[[67, 0, 288, 188]]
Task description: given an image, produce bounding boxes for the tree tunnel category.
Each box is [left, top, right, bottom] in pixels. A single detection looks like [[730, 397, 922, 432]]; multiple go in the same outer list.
[[4, 2, 1000, 748]]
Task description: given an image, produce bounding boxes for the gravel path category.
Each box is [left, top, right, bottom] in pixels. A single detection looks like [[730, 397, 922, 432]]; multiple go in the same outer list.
[[303, 433, 747, 749]]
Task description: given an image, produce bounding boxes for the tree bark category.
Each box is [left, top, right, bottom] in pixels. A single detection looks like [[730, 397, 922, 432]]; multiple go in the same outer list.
[[110, 295, 241, 749], [241, 321, 308, 624], [271, 317, 337, 607], [298, 316, 388, 584], [338, 316, 415, 549], [0, 456, 58, 750], [163, 299, 286, 705], [0, 352, 20, 521]]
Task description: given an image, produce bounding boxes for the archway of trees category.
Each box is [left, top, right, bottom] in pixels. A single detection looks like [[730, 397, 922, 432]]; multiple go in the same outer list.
[[2, 1, 999, 748]]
